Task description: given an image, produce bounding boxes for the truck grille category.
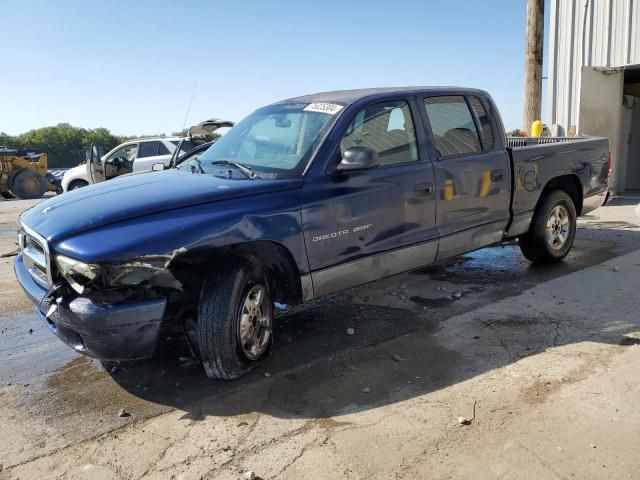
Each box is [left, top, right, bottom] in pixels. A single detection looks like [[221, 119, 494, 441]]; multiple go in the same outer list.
[[18, 224, 52, 288]]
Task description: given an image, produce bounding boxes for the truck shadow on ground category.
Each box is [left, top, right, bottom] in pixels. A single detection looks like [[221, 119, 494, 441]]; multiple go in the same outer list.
[[603, 194, 640, 207], [106, 309, 639, 422], [42, 225, 640, 422]]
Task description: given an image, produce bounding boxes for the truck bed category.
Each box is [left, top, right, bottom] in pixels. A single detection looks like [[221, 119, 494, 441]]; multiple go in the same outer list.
[[506, 136, 610, 237]]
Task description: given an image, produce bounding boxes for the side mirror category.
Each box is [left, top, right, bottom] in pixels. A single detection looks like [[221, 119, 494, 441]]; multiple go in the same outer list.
[[334, 146, 379, 174], [152, 163, 165, 171]]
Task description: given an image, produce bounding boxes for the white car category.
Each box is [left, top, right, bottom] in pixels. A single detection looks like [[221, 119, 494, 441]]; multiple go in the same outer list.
[[61, 137, 197, 192]]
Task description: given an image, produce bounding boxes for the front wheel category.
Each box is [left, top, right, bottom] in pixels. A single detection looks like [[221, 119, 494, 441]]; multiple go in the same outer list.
[[68, 179, 89, 191], [519, 190, 577, 264], [197, 260, 273, 380]]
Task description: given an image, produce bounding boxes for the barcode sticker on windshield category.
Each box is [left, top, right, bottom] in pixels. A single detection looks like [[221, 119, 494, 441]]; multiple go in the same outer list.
[[303, 102, 344, 115]]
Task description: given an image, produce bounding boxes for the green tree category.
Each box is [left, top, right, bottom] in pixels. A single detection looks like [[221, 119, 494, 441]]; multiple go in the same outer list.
[[0, 132, 18, 148], [2, 124, 136, 168]]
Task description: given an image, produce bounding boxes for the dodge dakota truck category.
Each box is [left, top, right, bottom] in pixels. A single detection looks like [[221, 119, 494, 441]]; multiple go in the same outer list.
[[15, 87, 610, 380]]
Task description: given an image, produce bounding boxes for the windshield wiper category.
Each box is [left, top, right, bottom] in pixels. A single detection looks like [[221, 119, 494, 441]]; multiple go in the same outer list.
[[190, 158, 205, 174], [211, 160, 258, 180]]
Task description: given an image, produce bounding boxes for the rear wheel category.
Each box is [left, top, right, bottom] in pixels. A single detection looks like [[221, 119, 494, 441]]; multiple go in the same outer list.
[[197, 260, 273, 380], [9, 169, 47, 199], [519, 190, 577, 264]]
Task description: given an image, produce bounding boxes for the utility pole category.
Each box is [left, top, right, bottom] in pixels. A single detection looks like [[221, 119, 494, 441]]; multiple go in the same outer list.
[[523, 0, 544, 133]]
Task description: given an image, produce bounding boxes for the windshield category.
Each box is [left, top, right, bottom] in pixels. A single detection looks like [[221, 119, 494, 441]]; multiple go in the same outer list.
[[186, 103, 341, 177]]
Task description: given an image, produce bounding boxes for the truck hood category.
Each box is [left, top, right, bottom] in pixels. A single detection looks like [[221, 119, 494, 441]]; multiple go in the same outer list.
[[21, 169, 303, 242]]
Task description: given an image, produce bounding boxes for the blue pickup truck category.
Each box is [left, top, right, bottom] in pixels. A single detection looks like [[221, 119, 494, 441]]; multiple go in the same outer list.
[[15, 87, 610, 380]]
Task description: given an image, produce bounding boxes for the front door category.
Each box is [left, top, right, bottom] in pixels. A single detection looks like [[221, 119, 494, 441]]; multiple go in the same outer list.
[[87, 142, 138, 184], [420, 94, 511, 260], [301, 98, 438, 298], [86, 144, 106, 184]]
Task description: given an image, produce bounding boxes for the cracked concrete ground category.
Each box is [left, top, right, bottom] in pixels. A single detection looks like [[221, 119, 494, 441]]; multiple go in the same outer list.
[[1, 195, 640, 479]]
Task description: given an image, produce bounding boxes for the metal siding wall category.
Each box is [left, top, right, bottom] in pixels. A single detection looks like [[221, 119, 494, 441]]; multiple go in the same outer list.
[[548, 0, 640, 132], [610, 0, 628, 64], [549, 0, 559, 123]]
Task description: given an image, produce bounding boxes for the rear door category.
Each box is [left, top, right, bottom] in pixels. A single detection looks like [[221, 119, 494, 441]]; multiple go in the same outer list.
[[133, 140, 172, 172], [420, 94, 511, 260], [301, 98, 438, 297]]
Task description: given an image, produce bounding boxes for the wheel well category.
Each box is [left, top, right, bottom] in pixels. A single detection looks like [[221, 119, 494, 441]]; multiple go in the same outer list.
[[539, 175, 583, 215], [168, 241, 303, 308], [68, 179, 88, 189]]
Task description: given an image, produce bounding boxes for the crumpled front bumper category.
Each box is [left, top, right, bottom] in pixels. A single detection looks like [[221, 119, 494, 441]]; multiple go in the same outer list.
[[14, 253, 167, 360]]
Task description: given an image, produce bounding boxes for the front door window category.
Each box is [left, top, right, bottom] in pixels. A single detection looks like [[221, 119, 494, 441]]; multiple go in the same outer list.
[[340, 100, 419, 166], [106, 144, 137, 177]]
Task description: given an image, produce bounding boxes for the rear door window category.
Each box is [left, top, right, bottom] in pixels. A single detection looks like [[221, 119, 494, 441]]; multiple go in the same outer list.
[[467, 96, 494, 150], [137, 141, 160, 158], [423, 96, 481, 158]]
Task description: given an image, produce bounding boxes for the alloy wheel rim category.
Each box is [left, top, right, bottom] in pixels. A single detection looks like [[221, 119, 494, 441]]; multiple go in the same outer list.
[[546, 205, 570, 251], [237, 284, 272, 360]]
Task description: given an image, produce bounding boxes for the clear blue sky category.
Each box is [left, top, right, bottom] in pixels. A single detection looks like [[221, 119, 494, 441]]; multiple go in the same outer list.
[[0, 0, 546, 136]]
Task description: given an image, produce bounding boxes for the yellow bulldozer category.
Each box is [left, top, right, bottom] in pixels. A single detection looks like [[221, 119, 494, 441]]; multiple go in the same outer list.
[[0, 147, 61, 199]]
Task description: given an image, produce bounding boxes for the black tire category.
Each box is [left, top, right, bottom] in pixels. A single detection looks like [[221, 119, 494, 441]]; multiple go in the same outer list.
[[197, 260, 273, 380], [519, 190, 577, 264], [68, 179, 89, 191], [0, 191, 14, 199], [9, 169, 47, 199]]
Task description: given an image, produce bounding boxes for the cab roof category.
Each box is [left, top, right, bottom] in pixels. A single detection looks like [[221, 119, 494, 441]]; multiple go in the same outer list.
[[276, 86, 489, 106]]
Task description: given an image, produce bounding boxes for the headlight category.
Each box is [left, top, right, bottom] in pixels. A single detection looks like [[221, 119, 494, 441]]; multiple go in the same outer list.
[[17, 220, 27, 249], [55, 254, 101, 294], [103, 265, 157, 287]]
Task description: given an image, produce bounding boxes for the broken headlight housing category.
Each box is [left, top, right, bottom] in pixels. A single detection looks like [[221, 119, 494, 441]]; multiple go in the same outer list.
[[54, 254, 181, 294], [54, 254, 100, 294]]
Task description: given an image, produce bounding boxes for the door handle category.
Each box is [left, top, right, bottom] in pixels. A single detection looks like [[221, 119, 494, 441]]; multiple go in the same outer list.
[[414, 182, 433, 196], [490, 169, 505, 182]]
